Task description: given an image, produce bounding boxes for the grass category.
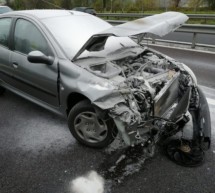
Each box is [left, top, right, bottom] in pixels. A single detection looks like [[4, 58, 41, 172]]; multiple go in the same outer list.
[[187, 20, 215, 25]]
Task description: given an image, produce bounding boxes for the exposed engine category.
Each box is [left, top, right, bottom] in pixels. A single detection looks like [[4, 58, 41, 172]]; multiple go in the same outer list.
[[107, 49, 197, 148], [77, 48, 199, 150]]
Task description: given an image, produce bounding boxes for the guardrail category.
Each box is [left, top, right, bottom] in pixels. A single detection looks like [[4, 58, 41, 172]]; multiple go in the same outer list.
[[106, 20, 215, 49]]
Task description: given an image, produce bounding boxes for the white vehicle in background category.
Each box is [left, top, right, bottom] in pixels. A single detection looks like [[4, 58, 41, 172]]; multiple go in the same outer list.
[[0, 6, 13, 14]]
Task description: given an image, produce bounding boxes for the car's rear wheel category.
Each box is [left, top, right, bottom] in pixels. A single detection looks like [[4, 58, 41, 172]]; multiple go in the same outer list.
[[0, 86, 5, 95], [68, 100, 117, 148]]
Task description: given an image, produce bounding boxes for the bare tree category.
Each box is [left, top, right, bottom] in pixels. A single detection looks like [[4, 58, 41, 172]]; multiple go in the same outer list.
[[207, 0, 215, 9], [172, 0, 181, 8], [188, 0, 205, 12]]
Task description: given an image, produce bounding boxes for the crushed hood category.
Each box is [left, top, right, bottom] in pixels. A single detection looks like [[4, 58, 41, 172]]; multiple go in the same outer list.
[[100, 11, 188, 37], [73, 12, 188, 61]]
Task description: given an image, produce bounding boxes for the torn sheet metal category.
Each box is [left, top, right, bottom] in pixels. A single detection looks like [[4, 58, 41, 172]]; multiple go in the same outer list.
[[100, 12, 189, 37], [73, 12, 188, 61], [109, 103, 141, 123]]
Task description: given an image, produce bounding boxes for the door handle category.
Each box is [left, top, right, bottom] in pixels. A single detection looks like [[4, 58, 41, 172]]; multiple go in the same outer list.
[[12, 62, 18, 69]]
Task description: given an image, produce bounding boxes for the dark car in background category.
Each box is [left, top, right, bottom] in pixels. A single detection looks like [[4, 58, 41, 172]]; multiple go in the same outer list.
[[72, 7, 97, 15], [0, 6, 13, 14]]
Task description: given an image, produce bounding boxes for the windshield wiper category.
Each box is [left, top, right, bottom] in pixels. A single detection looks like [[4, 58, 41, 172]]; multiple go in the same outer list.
[[108, 45, 143, 56], [73, 56, 105, 61]]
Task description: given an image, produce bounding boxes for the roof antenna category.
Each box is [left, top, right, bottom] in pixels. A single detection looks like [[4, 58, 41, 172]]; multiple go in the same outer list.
[[41, 0, 64, 9]]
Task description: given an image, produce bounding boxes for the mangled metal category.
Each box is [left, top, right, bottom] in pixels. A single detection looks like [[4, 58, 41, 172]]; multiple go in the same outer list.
[[110, 50, 193, 145], [71, 12, 210, 165], [75, 45, 200, 147]]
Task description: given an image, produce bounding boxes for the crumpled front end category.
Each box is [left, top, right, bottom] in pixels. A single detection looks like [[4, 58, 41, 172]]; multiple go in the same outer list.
[[74, 45, 211, 165], [71, 11, 210, 165], [87, 48, 211, 153]]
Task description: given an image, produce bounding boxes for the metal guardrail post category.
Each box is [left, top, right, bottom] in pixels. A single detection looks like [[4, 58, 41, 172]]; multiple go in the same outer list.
[[152, 35, 156, 44], [191, 32, 197, 49]]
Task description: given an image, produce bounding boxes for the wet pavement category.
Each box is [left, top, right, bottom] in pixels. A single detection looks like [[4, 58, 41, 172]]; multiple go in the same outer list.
[[0, 85, 214, 193], [0, 48, 215, 193]]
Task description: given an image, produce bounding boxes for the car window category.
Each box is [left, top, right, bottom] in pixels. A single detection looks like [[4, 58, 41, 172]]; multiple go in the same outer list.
[[43, 15, 111, 59], [14, 19, 50, 55], [86, 8, 94, 13], [0, 18, 12, 47]]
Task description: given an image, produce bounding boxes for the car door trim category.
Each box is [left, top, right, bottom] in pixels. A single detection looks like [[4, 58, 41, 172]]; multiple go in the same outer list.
[[12, 72, 57, 97]]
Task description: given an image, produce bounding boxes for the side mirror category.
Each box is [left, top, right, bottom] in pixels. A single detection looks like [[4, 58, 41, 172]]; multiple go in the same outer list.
[[27, 51, 54, 65]]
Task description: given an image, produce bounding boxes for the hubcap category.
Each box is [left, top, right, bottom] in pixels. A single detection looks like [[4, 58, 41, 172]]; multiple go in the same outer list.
[[74, 112, 108, 143]]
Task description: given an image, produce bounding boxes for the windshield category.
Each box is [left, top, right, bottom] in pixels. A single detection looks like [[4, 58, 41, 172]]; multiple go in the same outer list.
[[42, 14, 140, 60], [42, 14, 111, 59]]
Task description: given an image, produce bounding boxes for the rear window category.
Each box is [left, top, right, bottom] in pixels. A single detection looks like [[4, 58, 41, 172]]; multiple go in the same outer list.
[[0, 18, 12, 47]]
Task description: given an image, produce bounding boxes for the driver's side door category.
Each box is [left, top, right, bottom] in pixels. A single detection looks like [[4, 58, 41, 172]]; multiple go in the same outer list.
[[10, 18, 59, 107]]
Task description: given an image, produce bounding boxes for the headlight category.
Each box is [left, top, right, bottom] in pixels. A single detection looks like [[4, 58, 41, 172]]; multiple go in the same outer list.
[[89, 81, 115, 91], [182, 64, 197, 85]]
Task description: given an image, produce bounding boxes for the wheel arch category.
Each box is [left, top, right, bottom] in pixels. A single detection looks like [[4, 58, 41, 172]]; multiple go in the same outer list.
[[66, 92, 89, 115]]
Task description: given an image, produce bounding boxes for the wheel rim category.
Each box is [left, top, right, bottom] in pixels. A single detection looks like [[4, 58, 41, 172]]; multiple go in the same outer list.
[[74, 111, 108, 143]]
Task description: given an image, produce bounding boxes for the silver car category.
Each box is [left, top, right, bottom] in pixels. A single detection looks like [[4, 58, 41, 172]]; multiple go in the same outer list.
[[0, 10, 211, 166]]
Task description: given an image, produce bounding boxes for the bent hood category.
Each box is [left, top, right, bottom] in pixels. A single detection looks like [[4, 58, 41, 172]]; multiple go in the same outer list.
[[73, 12, 188, 61], [100, 11, 188, 37]]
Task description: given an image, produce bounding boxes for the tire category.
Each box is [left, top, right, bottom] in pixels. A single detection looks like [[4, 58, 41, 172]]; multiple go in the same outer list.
[[68, 100, 117, 148], [0, 86, 5, 95]]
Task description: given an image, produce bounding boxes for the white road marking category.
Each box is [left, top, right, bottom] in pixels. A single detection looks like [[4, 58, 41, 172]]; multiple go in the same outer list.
[[207, 98, 215, 106], [200, 85, 215, 106]]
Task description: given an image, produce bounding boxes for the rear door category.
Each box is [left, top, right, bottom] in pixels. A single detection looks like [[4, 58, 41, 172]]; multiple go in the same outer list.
[[10, 18, 59, 107], [0, 17, 14, 86]]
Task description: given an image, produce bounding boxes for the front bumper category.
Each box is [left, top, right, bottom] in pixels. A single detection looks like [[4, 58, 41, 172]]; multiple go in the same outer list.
[[193, 86, 211, 150]]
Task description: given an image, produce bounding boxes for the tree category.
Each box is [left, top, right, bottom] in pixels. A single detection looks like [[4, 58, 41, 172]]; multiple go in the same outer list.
[[93, 0, 103, 12], [12, 0, 25, 9], [171, 0, 181, 8], [112, 0, 123, 12], [188, 0, 205, 12], [135, 0, 159, 12], [61, 0, 72, 9], [103, 0, 106, 10], [135, 0, 144, 12], [207, 0, 215, 9]]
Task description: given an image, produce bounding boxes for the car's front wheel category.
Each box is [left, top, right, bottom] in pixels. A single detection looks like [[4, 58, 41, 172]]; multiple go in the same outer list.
[[0, 86, 5, 95], [68, 100, 117, 148]]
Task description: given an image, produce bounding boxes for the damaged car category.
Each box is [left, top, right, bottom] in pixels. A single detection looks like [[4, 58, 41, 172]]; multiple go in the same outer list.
[[0, 10, 211, 166]]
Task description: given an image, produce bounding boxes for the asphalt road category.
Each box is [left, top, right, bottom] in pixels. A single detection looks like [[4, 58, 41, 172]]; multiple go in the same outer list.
[[161, 31, 215, 46], [149, 45, 215, 88], [0, 48, 215, 193]]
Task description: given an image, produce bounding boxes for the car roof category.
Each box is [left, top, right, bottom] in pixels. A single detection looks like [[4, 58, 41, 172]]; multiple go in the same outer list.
[[3, 9, 88, 19]]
